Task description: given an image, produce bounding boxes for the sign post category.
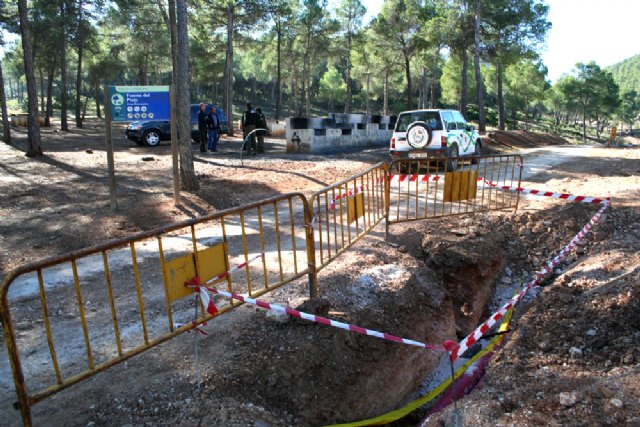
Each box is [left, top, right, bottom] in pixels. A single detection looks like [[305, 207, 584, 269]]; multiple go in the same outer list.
[[104, 84, 118, 210], [170, 85, 180, 205], [105, 85, 172, 210]]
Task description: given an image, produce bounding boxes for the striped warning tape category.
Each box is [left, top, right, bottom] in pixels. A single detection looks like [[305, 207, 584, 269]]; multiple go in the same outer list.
[[481, 178, 610, 204], [448, 199, 610, 362], [189, 252, 265, 316], [327, 175, 386, 211], [183, 185, 610, 365], [388, 173, 608, 205], [185, 281, 446, 352], [173, 321, 209, 335], [389, 173, 443, 184], [208, 252, 264, 284]]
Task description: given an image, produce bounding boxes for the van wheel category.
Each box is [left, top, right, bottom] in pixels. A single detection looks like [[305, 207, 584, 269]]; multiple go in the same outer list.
[[472, 141, 481, 164], [446, 145, 459, 171]]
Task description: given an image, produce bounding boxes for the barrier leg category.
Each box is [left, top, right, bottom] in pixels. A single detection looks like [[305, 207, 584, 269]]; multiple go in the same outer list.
[[1, 307, 33, 426]]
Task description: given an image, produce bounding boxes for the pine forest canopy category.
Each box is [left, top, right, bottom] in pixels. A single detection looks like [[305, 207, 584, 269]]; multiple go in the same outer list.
[[607, 54, 640, 96], [1, 0, 639, 144]]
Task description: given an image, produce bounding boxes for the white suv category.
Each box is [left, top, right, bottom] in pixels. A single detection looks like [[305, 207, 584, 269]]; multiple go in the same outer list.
[[389, 109, 481, 168]]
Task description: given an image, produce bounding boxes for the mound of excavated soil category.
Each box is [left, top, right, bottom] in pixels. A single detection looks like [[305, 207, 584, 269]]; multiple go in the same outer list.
[[484, 130, 569, 151]]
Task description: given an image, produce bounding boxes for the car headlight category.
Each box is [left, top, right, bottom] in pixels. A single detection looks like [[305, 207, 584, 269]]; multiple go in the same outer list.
[[128, 123, 143, 130]]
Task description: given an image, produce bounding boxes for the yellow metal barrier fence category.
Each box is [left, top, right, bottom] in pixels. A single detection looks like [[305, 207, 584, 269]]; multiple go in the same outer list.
[[0, 193, 314, 426], [2, 156, 523, 425], [308, 162, 388, 277], [387, 155, 523, 224]]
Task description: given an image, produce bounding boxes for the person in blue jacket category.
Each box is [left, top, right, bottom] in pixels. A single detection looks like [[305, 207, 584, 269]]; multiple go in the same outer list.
[[206, 107, 220, 152], [197, 103, 208, 153]]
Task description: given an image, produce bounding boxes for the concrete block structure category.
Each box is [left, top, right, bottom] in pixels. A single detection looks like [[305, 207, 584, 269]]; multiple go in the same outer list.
[[285, 113, 397, 154]]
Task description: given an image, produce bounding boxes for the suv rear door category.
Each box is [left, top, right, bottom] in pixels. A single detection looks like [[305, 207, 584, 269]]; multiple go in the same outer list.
[[452, 111, 473, 154], [440, 111, 457, 149]]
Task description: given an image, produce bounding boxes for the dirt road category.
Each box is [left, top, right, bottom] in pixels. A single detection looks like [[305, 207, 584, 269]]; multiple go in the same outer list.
[[1, 124, 639, 426]]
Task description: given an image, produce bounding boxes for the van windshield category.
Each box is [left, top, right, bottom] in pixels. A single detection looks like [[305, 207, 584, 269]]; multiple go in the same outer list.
[[395, 111, 442, 132]]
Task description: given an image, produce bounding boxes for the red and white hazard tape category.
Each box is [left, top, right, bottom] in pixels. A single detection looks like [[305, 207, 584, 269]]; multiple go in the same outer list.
[[389, 173, 443, 184], [186, 281, 446, 352], [174, 321, 209, 335], [448, 199, 610, 362], [195, 283, 219, 316], [327, 176, 385, 211], [183, 187, 610, 363], [203, 252, 264, 285], [190, 252, 265, 316], [481, 178, 610, 205], [328, 185, 366, 211]]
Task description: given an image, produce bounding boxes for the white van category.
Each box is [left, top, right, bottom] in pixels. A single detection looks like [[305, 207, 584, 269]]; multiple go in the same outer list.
[[389, 109, 481, 168]]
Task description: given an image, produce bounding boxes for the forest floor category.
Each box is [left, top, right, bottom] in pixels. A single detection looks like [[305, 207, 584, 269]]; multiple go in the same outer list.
[[0, 120, 639, 426]]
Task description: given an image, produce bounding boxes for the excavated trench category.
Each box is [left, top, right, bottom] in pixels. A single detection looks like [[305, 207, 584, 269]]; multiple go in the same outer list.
[[14, 212, 550, 427], [222, 216, 516, 426]]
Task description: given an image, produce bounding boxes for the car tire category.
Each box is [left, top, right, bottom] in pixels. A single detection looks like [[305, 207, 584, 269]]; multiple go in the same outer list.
[[472, 140, 481, 164], [406, 121, 433, 149], [446, 144, 459, 171], [143, 129, 161, 147]]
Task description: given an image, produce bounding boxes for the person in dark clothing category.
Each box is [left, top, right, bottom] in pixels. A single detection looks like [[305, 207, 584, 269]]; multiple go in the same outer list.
[[207, 107, 220, 152], [256, 108, 267, 153], [241, 103, 258, 154], [197, 103, 208, 153]]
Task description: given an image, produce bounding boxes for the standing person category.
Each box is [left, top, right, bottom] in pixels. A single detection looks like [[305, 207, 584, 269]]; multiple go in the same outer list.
[[197, 103, 208, 153], [256, 107, 267, 153], [206, 107, 220, 152], [241, 103, 257, 154]]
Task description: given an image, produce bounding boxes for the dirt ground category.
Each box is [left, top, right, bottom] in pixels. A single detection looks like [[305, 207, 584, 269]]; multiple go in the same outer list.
[[0, 121, 639, 426]]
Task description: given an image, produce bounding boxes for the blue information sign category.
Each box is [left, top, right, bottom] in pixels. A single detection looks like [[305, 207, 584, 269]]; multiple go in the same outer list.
[[109, 85, 170, 122]]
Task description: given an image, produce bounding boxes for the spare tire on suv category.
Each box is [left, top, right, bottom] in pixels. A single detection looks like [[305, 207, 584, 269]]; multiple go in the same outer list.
[[406, 121, 433, 149]]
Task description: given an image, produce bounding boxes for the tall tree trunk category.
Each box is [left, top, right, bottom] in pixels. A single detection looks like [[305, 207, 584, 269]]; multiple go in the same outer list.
[[275, 20, 282, 120], [157, 0, 178, 86], [344, 31, 352, 114], [59, 1, 69, 131], [365, 72, 370, 113], [81, 94, 89, 120], [460, 49, 468, 115], [305, 67, 311, 117], [142, 48, 149, 85], [175, 0, 198, 191], [0, 57, 10, 143], [224, 2, 234, 135], [39, 66, 45, 113], [582, 107, 587, 141], [75, 19, 84, 128], [496, 61, 505, 130], [18, 0, 43, 156], [430, 81, 436, 108], [45, 58, 56, 127], [95, 84, 102, 118], [420, 67, 426, 109], [383, 69, 389, 116], [404, 53, 412, 109], [473, 0, 485, 132], [303, 27, 311, 117], [524, 94, 529, 131]]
